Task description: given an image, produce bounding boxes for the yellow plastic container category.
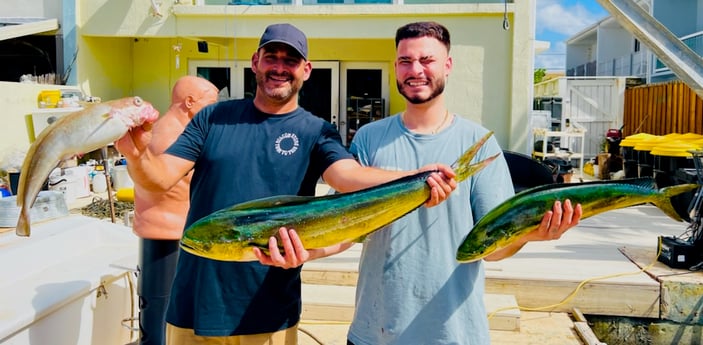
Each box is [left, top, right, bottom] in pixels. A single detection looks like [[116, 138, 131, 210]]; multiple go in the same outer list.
[[650, 140, 701, 157], [115, 188, 134, 202], [619, 133, 657, 148], [633, 136, 665, 152], [37, 89, 61, 108]]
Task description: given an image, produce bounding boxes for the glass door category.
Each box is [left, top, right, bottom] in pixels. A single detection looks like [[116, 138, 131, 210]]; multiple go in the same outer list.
[[340, 62, 390, 145]]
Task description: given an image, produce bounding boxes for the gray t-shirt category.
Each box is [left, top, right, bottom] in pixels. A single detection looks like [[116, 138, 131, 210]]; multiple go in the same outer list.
[[347, 113, 514, 345]]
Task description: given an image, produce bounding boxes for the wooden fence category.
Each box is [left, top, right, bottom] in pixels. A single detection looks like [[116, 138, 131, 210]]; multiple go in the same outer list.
[[623, 81, 703, 136]]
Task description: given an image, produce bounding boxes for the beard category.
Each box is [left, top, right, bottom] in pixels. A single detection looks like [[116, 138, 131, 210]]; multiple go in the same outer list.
[[397, 78, 446, 105], [256, 71, 303, 103]]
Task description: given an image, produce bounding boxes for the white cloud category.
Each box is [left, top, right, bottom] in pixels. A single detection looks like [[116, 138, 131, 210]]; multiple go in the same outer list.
[[535, 53, 567, 71], [535, 1, 607, 71], [536, 1, 605, 37]]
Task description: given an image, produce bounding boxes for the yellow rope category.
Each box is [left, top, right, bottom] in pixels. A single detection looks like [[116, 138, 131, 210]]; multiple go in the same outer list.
[[488, 237, 664, 319]]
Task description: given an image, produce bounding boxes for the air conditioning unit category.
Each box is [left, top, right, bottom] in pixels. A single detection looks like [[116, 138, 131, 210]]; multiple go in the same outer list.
[[31, 107, 83, 141]]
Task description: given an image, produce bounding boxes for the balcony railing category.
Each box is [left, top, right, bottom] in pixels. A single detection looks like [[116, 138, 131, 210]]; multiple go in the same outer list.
[[654, 30, 703, 75], [596, 50, 648, 78], [566, 61, 597, 77]]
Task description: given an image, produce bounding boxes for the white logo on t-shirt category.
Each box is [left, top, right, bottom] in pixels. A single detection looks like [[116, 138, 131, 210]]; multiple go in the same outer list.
[[275, 133, 299, 156]]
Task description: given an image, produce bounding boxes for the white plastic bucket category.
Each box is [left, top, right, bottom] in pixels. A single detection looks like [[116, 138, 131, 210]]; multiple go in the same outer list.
[[49, 166, 90, 204], [111, 165, 133, 189]]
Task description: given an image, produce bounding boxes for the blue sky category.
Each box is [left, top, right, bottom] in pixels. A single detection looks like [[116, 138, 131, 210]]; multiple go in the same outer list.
[[534, 0, 609, 71]]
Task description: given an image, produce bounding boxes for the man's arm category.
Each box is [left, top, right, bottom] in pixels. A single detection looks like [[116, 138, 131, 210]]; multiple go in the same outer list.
[[323, 158, 456, 207], [114, 125, 195, 192], [484, 199, 582, 261]]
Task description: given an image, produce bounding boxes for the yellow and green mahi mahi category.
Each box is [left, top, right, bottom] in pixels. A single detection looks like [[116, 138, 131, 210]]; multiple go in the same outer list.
[[456, 178, 700, 263], [180, 131, 499, 261]]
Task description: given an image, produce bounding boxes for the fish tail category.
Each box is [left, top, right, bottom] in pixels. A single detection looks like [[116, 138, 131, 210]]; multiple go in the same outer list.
[[15, 208, 30, 236], [452, 131, 498, 182], [653, 183, 700, 222]]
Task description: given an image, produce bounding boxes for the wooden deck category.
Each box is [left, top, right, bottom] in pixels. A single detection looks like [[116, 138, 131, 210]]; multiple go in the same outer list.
[[300, 204, 703, 344]]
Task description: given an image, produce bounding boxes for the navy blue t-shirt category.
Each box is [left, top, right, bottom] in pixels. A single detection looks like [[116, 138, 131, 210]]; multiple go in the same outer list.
[[164, 99, 352, 336]]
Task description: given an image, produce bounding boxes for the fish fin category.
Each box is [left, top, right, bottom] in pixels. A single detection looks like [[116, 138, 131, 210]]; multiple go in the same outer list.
[[247, 242, 285, 257], [352, 235, 367, 243], [451, 131, 498, 182], [15, 209, 30, 237], [654, 183, 701, 222], [516, 177, 658, 196], [230, 195, 317, 210]]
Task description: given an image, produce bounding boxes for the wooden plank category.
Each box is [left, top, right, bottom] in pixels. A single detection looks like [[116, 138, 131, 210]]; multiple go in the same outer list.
[[666, 83, 673, 134], [688, 89, 692, 133], [619, 246, 703, 283], [485, 294, 521, 331], [301, 284, 356, 322], [298, 311, 583, 345], [661, 84, 668, 134], [574, 321, 607, 345], [301, 269, 358, 286], [676, 83, 681, 133], [650, 85, 656, 133], [697, 94, 703, 133], [647, 86, 655, 134], [486, 276, 659, 318], [490, 311, 581, 345], [571, 307, 607, 345], [572, 307, 587, 322], [301, 283, 521, 331], [695, 93, 700, 133]]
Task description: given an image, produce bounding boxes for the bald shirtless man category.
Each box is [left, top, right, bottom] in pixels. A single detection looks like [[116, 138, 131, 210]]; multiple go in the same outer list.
[[134, 76, 218, 345]]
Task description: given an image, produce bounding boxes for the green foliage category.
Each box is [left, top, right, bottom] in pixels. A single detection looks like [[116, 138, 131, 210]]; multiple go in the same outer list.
[[534, 68, 546, 84]]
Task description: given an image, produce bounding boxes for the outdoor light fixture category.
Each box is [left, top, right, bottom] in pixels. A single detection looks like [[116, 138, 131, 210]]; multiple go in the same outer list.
[[198, 41, 209, 53]]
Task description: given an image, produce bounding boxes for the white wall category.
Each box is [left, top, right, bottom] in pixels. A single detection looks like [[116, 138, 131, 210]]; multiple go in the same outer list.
[[2, 0, 65, 19]]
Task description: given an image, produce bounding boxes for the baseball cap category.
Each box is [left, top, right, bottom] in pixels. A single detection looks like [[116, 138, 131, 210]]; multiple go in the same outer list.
[[258, 23, 308, 60]]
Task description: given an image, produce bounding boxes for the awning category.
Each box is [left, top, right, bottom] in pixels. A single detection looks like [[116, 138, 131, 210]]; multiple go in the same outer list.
[[0, 18, 59, 41]]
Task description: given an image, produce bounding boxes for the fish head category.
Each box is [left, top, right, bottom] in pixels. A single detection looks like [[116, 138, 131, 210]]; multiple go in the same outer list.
[[108, 96, 159, 128], [456, 228, 500, 263], [180, 220, 262, 261]]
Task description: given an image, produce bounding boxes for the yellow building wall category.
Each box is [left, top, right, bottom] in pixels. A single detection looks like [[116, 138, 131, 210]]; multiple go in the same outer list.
[[77, 37, 135, 101], [0, 0, 534, 160]]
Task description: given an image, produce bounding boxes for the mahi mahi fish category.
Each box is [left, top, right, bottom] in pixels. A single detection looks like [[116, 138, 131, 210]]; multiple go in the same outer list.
[[456, 178, 700, 263], [180, 131, 500, 261], [16, 96, 159, 236]]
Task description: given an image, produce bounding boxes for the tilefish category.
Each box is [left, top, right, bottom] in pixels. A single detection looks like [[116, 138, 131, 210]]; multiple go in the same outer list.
[[15, 97, 158, 236]]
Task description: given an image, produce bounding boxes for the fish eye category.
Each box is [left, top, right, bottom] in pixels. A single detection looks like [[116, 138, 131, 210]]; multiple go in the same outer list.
[[133, 96, 143, 106]]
